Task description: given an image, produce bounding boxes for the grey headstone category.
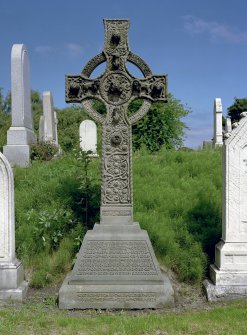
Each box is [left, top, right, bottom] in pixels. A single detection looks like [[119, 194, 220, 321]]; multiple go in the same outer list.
[[59, 19, 174, 309], [3, 44, 36, 167], [0, 152, 28, 301], [3, 44, 36, 166]]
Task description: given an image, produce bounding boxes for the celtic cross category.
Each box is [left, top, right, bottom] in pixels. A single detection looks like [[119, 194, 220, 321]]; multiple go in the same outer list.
[[66, 19, 168, 224]]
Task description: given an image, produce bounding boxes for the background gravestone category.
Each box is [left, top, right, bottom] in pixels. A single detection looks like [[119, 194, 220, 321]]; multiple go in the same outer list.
[[213, 98, 223, 147], [225, 117, 232, 134], [204, 112, 247, 300], [3, 44, 36, 167], [39, 91, 57, 144], [0, 152, 28, 301], [79, 120, 97, 155], [59, 19, 174, 309]]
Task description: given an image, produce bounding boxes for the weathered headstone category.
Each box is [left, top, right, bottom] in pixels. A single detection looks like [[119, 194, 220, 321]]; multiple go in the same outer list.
[[0, 152, 28, 301], [79, 120, 97, 155], [3, 44, 36, 167], [59, 19, 174, 309], [225, 117, 232, 134], [41, 91, 56, 143], [213, 98, 223, 147], [204, 112, 247, 301], [54, 111, 59, 146]]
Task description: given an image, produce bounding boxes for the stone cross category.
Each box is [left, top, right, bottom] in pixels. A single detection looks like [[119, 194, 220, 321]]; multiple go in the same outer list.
[[66, 19, 167, 224]]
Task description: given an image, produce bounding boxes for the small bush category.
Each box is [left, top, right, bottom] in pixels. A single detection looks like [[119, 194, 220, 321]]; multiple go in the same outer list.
[[31, 143, 58, 161]]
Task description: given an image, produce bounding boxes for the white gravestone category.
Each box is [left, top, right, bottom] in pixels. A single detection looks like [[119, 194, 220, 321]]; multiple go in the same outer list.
[[213, 98, 223, 147], [204, 112, 247, 301], [225, 117, 232, 134], [3, 44, 36, 167], [0, 152, 28, 301], [42, 91, 56, 143], [79, 120, 97, 155], [54, 111, 59, 146], [39, 92, 59, 147]]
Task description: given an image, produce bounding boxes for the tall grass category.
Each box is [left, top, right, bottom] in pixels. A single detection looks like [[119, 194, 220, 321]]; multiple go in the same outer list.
[[14, 148, 221, 286]]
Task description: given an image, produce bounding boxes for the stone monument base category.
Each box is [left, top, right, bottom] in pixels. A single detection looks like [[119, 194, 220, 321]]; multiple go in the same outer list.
[[3, 126, 36, 167], [59, 222, 174, 309], [203, 240, 247, 301], [0, 259, 28, 301], [204, 278, 247, 302]]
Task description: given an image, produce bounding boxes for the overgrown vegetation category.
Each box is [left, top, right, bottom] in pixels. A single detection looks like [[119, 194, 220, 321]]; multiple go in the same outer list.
[[14, 149, 221, 287]]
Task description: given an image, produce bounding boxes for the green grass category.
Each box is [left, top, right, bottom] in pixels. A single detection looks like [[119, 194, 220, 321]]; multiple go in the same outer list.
[[0, 300, 246, 335], [13, 148, 222, 287]]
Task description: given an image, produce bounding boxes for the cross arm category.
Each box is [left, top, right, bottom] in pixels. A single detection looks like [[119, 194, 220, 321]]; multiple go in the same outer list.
[[65, 75, 101, 103], [131, 75, 168, 102]]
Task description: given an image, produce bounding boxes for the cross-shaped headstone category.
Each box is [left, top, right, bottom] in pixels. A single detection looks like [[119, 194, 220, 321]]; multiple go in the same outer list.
[[66, 19, 168, 223]]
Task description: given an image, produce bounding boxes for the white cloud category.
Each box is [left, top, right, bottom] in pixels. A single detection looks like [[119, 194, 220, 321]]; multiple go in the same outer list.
[[183, 15, 247, 44], [35, 45, 54, 55], [65, 43, 84, 56]]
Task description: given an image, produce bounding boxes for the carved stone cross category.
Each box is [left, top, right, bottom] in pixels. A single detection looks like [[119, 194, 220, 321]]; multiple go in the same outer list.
[[66, 19, 168, 224]]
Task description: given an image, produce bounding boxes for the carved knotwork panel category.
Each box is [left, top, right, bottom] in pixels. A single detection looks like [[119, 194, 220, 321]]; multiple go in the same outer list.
[[102, 106, 131, 205]]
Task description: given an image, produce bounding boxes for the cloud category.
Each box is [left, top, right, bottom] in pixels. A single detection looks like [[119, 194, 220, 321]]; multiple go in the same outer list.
[[35, 45, 54, 55], [65, 43, 84, 56], [183, 15, 247, 43]]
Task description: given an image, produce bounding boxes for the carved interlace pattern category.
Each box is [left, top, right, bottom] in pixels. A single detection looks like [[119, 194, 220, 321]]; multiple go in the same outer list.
[[65, 19, 168, 211], [102, 106, 131, 204]]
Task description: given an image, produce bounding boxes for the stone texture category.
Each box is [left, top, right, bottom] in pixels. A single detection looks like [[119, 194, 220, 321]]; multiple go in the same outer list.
[[225, 117, 232, 134], [79, 120, 97, 155], [204, 111, 247, 301], [3, 44, 36, 167], [213, 98, 223, 147], [0, 152, 28, 301], [42, 91, 56, 143], [59, 19, 173, 309]]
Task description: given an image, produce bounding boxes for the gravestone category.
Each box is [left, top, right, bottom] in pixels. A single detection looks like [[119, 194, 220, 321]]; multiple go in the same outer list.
[[59, 19, 174, 309], [3, 44, 36, 167], [0, 152, 28, 301], [39, 115, 45, 143], [225, 117, 232, 134], [79, 120, 97, 155], [213, 98, 223, 147], [54, 111, 59, 146], [204, 112, 247, 301], [40, 91, 56, 144]]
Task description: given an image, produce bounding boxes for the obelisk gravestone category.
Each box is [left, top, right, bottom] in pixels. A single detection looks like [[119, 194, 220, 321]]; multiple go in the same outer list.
[[59, 19, 174, 309]]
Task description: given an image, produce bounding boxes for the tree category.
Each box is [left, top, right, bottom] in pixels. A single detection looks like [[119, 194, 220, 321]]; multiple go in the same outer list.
[[129, 94, 190, 152], [227, 97, 247, 123]]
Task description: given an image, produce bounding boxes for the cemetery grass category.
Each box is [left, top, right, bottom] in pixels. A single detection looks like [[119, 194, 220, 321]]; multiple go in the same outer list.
[[14, 148, 221, 287], [0, 298, 247, 334]]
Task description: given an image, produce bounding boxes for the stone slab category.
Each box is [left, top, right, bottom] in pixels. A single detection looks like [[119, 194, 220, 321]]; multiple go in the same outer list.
[[0, 260, 24, 289], [59, 273, 174, 309], [0, 280, 28, 301], [203, 279, 247, 302], [3, 145, 31, 167], [59, 222, 174, 309], [6, 127, 36, 145]]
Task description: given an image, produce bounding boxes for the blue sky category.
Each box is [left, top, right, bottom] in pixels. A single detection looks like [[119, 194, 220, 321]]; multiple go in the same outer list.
[[1, 0, 247, 148]]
